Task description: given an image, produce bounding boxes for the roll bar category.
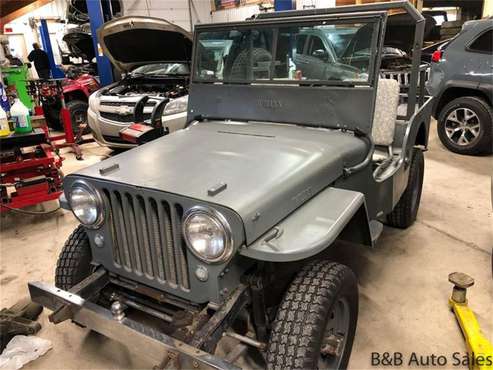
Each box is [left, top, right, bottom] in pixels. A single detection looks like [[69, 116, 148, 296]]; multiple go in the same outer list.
[[254, 1, 423, 22]]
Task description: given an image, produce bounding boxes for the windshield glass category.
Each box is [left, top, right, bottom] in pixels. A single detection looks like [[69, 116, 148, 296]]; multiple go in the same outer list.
[[194, 19, 378, 85], [131, 63, 190, 76]]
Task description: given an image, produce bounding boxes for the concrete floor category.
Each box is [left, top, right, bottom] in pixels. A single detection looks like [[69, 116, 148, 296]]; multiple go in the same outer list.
[[1, 122, 491, 369]]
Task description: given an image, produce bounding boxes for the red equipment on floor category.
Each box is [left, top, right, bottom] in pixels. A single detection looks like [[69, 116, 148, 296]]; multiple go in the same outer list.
[[48, 94, 84, 160], [29, 79, 91, 160], [0, 128, 63, 212]]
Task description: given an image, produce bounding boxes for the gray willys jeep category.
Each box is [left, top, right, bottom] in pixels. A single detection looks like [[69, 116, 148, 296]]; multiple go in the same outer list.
[[29, 2, 433, 369]]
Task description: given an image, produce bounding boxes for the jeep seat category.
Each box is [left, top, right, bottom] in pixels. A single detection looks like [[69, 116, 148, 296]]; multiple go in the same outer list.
[[371, 78, 400, 162]]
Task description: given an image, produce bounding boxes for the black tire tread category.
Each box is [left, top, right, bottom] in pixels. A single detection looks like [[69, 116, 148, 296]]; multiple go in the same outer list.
[[437, 96, 493, 155], [229, 48, 272, 80], [386, 148, 424, 228], [64, 99, 90, 136], [266, 261, 358, 370], [55, 225, 92, 290]]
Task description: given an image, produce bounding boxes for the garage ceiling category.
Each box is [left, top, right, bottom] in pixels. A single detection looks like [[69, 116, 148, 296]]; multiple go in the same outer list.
[[1, 0, 52, 28]]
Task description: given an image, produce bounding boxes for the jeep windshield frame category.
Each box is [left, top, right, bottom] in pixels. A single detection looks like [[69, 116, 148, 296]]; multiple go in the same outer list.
[[253, 0, 426, 120], [187, 1, 425, 133], [192, 14, 384, 87]]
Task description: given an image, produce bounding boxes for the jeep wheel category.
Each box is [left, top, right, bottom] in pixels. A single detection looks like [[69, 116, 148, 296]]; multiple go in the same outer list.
[[437, 97, 493, 155], [386, 148, 424, 229], [266, 261, 358, 370], [55, 225, 92, 290], [62, 100, 91, 140]]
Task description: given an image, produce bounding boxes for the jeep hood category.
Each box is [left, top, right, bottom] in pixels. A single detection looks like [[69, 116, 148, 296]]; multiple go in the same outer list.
[[73, 121, 367, 244], [97, 16, 192, 73]]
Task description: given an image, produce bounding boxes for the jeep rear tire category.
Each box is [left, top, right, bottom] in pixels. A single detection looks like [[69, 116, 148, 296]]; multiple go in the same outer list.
[[437, 97, 493, 155], [55, 225, 92, 290], [386, 148, 424, 229], [266, 261, 358, 370]]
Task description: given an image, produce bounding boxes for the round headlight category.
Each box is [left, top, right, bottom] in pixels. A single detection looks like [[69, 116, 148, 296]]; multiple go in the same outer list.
[[182, 207, 233, 263], [69, 181, 103, 227]]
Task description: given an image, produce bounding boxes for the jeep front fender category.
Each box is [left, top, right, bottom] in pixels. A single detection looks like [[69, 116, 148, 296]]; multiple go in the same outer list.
[[239, 187, 372, 262]]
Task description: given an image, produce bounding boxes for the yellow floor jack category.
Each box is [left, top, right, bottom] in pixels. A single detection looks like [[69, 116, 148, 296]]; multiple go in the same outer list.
[[449, 272, 493, 370]]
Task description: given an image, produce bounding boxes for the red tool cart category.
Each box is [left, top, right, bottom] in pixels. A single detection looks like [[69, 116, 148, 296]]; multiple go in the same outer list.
[[0, 128, 63, 212]]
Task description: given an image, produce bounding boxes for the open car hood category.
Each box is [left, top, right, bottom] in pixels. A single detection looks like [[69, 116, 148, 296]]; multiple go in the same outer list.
[[63, 25, 95, 62], [97, 16, 192, 73]]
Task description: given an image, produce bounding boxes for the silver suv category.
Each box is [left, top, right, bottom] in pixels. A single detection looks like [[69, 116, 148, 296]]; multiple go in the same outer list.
[[87, 16, 191, 149], [428, 18, 492, 155]]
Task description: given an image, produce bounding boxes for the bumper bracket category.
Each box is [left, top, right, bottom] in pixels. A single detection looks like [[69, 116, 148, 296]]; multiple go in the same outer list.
[[28, 273, 241, 370]]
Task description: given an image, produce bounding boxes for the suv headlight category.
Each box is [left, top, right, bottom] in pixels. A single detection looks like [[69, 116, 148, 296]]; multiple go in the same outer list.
[[182, 207, 233, 263], [164, 95, 188, 116], [69, 181, 104, 228]]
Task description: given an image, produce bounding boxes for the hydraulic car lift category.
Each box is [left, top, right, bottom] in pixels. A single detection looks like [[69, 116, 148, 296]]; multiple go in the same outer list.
[[0, 128, 63, 212], [449, 273, 493, 370]]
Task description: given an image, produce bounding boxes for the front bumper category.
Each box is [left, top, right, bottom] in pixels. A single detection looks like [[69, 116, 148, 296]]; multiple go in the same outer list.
[[28, 275, 242, 370]]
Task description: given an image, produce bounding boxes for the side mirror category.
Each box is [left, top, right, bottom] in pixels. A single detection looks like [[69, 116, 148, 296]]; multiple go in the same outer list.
[[312, 49, 329, 61]]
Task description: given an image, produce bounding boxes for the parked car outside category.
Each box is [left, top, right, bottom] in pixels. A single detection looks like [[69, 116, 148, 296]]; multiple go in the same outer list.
[[87, 16, 191, 149], [428, 18, 492, 155]]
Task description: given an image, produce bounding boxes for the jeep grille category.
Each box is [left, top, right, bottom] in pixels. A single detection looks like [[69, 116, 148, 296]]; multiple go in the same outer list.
[[102, 189, 190, 291]]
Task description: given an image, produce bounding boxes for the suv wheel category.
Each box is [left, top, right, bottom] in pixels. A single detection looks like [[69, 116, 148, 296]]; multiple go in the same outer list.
[[437, 97, 493, 155], [266, 261, 358, 370], [55, 225, 93, 290]]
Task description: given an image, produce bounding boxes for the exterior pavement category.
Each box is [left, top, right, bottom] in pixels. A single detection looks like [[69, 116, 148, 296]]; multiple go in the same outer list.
[[0, 122, 491, 369]]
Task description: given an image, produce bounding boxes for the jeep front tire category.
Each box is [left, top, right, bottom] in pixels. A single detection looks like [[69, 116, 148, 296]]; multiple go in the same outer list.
[[266, 261, 358, 370], [55, 225, 92, 290]]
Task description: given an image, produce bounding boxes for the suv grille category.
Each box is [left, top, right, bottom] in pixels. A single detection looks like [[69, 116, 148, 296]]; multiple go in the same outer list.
[[102, 189, 190, 291], [100, 112, 152, 123], [100, 101, 157, 107], [99, 100, 156, 123]]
